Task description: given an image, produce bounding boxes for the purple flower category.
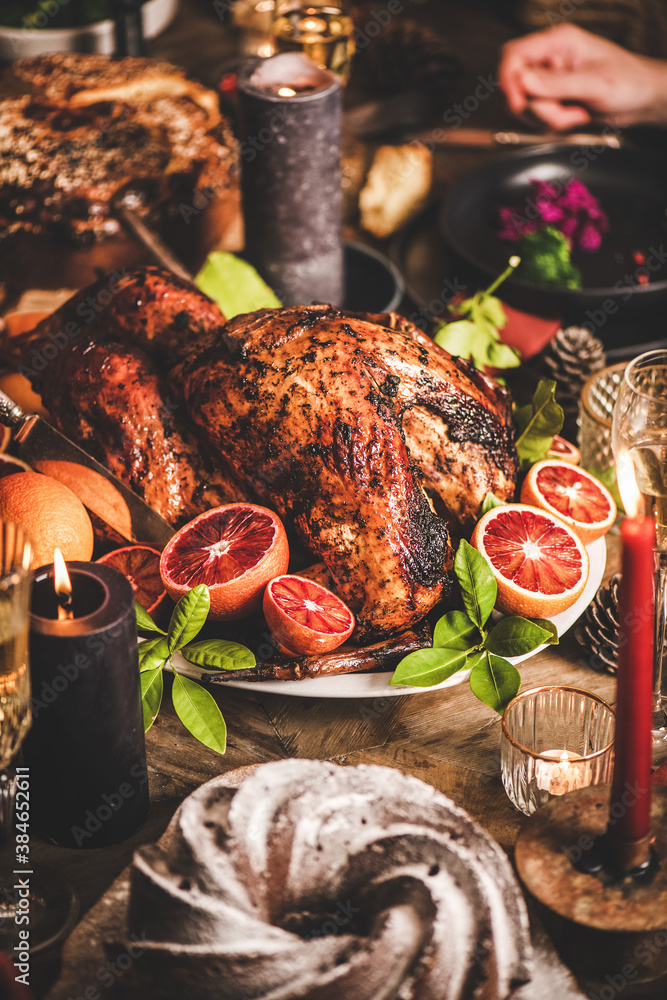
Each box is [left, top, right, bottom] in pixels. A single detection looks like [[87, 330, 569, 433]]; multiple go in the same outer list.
[[579, 222, 603, 251], [498, 177, 609, 253], [538, 202, 565, 224]]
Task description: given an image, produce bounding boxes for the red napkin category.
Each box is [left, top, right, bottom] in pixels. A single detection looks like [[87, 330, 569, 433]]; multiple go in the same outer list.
[[652, 760, 667, 786], [497, 300, 562, 360], [0, 954, 35, 1000], [447, 294, 561, 361]]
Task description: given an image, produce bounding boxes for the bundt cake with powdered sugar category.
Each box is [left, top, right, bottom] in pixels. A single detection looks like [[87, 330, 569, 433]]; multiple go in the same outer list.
[[109, 759, 538, 999]]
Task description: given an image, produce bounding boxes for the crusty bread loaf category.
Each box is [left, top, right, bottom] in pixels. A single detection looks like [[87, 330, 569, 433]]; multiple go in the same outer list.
[[359, 144, 432, 238]]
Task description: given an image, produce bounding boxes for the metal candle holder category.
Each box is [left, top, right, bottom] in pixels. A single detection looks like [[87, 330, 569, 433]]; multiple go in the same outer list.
[[515, 784, 667, 984]]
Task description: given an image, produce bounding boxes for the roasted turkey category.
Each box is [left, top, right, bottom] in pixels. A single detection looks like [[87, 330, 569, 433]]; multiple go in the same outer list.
[[14, 269, 240, 527], [13, 269, 518, 639], [177, 305, 517, 637]]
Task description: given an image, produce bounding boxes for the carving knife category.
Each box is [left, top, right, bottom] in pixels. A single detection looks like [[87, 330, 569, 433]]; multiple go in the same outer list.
[[0, 391, 175, 549]]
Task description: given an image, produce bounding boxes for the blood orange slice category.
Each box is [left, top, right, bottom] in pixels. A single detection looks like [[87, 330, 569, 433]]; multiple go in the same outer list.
[[97, 545, 166, 616], [520, 460, 616, 544], [160, 503, 289, 620], [547, 435, 580, 465], [263, 575, 355, 656], [471, 503, 589, 618]]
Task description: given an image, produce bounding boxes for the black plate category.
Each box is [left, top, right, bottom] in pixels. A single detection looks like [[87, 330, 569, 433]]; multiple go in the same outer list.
[[441, 146, 667, 321]]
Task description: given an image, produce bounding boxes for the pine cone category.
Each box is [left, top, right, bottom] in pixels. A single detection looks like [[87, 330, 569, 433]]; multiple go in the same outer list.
[[538, 326, 606, 441], [575, 573, 620, 674], [357, 18, 460, 97]]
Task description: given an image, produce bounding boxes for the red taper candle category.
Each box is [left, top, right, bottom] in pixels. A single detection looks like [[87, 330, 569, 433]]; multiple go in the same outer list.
[[608, 513, 655, 863]]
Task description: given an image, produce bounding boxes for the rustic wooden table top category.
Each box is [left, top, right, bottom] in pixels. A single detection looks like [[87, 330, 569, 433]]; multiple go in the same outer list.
[[26, 530, 620, 999], [8, 3, 662, 997]]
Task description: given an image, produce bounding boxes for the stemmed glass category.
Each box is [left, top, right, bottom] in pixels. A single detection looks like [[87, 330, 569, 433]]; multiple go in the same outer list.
[[0, 522, 78, 955], [611, 350, 667, 758]]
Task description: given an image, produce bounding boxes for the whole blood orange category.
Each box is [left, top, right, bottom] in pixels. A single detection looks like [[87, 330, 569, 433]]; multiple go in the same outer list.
[[160, 503, 289, 620], [0, 471, 94, 568], [547, 435, 580, 465], [520, 459, 616, 544], [471, 503, 589, 618], [263, 574, 355, 655], [97, 545, 166, 615]]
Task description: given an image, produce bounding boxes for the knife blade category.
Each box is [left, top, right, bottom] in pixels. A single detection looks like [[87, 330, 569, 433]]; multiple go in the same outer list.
[[344, 96, 623, 148], [408, 127, 623, 149], [0, 390, 174, 549]]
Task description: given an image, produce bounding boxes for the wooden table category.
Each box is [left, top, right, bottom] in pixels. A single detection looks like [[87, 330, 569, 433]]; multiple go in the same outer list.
[[8, 3, 658, 997], [26, 529, 619, 999]]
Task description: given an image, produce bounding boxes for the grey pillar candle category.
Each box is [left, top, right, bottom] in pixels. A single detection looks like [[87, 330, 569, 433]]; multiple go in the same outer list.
[[237, 53, 343, 306]]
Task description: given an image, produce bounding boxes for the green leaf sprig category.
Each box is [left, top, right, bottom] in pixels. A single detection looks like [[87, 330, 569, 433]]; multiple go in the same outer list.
[[194, 252, 281, 318], [513, 378, 564, 472], [433, 257, 522, 371], [390, 539, 558, 713], [136, 586, 255, 755]]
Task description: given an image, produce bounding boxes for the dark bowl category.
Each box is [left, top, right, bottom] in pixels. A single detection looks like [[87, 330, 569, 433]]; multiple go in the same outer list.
[[343, 241, 404, 313], [441, 145, 667, 323]]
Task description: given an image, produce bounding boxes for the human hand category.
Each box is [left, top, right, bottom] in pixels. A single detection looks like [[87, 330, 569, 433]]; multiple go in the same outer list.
[[499, 23, 667, 129]]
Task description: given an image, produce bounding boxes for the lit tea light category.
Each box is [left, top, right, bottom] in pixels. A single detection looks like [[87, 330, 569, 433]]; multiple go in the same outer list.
[[297, 15, 327, 32], [535, 749, 592, 796], [53, 547, 73, 621], [277, 86, 297, 97]]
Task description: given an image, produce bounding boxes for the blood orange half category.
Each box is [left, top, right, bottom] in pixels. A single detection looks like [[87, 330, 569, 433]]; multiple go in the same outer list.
[[263, 575, 355, 656], [160, 504, 289, 620], [547, 435, 580, 465], [471, 503, 589, 618], [97, 545, 166, 616], [520, 460, 616, 544]]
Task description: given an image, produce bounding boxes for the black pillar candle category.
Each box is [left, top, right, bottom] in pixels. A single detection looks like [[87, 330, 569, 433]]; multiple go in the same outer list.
[[238, 52, 343, 306], [24, 562, 148, 849]]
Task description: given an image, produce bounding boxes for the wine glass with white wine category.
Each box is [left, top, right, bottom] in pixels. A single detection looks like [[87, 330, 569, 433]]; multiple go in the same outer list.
[[0, 522, 78, 956], [612, 350, 667, 759]]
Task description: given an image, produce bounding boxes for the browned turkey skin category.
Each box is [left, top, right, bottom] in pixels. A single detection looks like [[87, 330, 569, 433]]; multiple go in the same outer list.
[[176, 305, 518, 637], [17, 269, 240, 526], [14, 275, 518, 639], [17, 266, 225, 369]]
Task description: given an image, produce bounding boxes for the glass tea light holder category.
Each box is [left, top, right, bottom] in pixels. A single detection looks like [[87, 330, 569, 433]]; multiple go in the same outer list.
[[578, 362, 627, 474], [273, 1, 355, 83], [233, 0, 278, 58], [501, 686, 615, 815]]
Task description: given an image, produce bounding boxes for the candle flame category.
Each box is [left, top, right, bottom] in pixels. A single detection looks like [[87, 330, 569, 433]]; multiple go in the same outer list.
[[277, 86, 297, 97], [54, 548, 74, 621], [53, 548, 71, 596], [616, 449, 643, 519], [559, 751, 570, 763]]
